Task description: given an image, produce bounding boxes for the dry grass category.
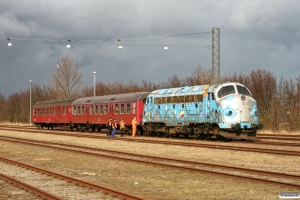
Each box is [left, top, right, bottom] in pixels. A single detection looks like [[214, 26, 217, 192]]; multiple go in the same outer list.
[[0, 130, 299, 199]]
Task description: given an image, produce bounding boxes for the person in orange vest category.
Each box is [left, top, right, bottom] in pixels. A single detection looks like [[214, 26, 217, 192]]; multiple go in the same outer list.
[[132, 117, 137, 137]]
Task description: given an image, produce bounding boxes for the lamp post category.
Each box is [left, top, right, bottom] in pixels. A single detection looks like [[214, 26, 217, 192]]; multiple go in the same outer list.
[[29, 80, 32, 126], [93, 70, 96, 97]]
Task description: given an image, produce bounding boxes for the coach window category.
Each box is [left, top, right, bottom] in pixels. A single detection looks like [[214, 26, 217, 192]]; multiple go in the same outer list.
[[126, 103, 130, 114], [100, 105, 103, 115], [57, 108, 60, 115], [132, 103, 136, 114], [120, 104, 125, 114], [104, 105, 108, 115], [150, 97, 153, 104], [46, 108, 48, 116], [81, 106, 85, 115], [147, 98, 149, 104], [90, 105, 94, 115], [76, 106, 80, 115], [73, 106, 76, 115], [52, 107, 55, 115], [115, 104, 119, 114], [95, 105, 98, 115]]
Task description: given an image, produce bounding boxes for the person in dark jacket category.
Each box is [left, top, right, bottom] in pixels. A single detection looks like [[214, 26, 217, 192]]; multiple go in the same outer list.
[[119, 118, 125, 137], [107, 118, 112, 136]]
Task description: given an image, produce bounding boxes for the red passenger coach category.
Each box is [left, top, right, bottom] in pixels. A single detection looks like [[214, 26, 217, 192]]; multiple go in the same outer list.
[[71, 92, 150, 133], [32, 99, 74, 129]]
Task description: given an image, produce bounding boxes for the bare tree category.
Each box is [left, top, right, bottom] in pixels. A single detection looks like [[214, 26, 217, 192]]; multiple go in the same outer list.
[[49, 55, 85, 100]]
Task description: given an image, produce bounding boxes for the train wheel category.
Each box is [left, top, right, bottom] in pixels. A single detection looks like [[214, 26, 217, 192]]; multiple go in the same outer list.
[[97, 128, 101, 132], [92, 127, 95, 132], [143, 126, 149, 137]]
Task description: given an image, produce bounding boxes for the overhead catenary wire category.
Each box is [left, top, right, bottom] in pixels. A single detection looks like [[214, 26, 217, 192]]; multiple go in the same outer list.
[[1, 31, 212, 48]]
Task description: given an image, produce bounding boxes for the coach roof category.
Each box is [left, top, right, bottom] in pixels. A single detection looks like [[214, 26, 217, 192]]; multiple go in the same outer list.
[[33, 99, 75, 108], [72, 92, 150, 105]]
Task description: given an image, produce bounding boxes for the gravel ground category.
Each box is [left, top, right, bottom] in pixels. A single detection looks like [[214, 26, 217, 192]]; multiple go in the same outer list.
[[0, 130, 299, 200]]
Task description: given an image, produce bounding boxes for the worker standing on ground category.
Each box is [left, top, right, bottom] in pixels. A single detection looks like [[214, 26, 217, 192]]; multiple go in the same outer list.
[[120, 118, 125, 137], [111, 119, 117, 137], [132, 117, 137, 137], [107, 118, 112, 136]]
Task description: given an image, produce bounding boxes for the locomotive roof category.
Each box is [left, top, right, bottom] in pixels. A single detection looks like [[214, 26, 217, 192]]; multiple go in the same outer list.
[[149, 82, 245, 97], [33, 99, 75, 108], [72, 92, 150, 105], [149, 84, 217, 96]]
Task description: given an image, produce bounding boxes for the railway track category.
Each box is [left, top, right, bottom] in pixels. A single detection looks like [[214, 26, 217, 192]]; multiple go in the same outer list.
[[3, 125, 300, 142], [1, 136, 300, 190], [1, 126, 300, 156], [0, 171, 62, 200], [0, 155, 147, 200]]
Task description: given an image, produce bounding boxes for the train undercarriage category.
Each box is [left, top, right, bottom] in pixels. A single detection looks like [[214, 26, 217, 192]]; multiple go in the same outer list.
[[142, 122, 257, 141]]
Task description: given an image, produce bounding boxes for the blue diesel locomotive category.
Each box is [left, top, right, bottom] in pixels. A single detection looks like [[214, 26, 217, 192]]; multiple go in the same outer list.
[[142, 82, 263, 141]]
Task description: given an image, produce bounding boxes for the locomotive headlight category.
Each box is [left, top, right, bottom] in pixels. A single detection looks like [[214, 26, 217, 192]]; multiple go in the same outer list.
[[241, 95, 246, 101], [228, 111, 232, 116], [254, 111, 258, 116]]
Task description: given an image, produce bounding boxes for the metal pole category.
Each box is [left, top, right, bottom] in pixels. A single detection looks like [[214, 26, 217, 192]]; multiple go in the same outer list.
[[30, 80, 32, 126], [57, 64, 59, 100], [93, 70, 96, 97]]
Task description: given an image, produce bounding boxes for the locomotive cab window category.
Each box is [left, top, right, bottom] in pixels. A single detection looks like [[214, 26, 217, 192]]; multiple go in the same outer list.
[[237, 85, 251, 97], [217, 85, 235, 98]]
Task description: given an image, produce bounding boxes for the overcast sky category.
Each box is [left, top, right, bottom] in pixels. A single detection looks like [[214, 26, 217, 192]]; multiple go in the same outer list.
[[1, 0, 300, 96]]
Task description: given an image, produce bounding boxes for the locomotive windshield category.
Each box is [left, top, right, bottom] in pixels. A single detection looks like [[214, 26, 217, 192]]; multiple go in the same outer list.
[[217, 85, 235, 98], [237, 85, 251, 96]]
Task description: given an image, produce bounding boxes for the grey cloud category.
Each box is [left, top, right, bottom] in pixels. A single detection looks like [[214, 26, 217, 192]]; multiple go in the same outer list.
[[0, 0, 300, 96]]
